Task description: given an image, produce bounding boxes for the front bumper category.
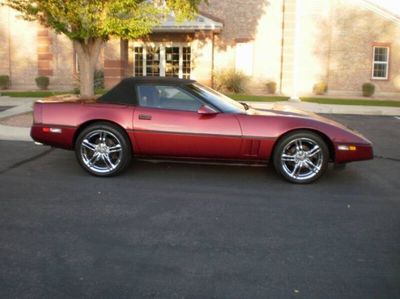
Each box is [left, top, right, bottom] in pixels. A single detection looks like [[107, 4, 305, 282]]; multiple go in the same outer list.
[[334, 143, 374, 164]]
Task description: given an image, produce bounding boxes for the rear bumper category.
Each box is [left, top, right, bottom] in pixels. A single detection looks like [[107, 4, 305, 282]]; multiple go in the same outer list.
[[335, 143, 374, 164], [30, 125, 76, 150]]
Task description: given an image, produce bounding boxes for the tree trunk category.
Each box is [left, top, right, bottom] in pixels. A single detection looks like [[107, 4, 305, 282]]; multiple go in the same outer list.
[[74, 38, 104, 98]]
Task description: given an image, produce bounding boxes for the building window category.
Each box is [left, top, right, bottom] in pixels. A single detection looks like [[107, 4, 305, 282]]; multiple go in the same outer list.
[[146, 47, 160, 77], [372, 46, 389, 80], [134, 47, 143, 76], [182, 47, 191, 79], [133, 44, 191, 79], [166, 47, 180, 77]]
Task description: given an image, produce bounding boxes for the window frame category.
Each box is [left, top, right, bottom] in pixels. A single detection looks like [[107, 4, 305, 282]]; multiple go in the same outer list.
[[371, 45, 390, 80], [132, 42, 191, 79]]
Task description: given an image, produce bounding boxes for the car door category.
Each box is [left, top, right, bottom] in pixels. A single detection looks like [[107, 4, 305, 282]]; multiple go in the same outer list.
[[132, 84, 243, 159]]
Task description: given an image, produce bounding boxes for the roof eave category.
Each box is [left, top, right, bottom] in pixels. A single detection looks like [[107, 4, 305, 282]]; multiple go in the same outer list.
[[152, 26, 222, 33], [360, 0, 400, 25]]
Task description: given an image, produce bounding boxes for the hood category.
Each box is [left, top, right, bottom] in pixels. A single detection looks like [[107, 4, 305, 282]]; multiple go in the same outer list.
[[249, 103, 349, 129], [248, 103, 371, 143]]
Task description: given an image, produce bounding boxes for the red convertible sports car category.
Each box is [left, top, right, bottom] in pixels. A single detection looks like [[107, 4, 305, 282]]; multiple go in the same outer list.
[[31, 77, 373, 183]]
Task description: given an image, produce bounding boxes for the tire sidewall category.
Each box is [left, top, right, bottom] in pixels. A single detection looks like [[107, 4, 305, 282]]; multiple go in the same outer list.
[[75, 122, 132, 177], [273, 131, 329, 184]]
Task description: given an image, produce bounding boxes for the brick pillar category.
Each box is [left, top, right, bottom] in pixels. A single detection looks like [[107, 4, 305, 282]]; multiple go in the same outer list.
[[37, 28, 53, 76], [104, 39, 129, 89]]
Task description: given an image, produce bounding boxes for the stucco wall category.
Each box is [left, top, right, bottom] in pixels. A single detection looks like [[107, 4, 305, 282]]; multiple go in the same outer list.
[[201, 0, 284, 93], [281, 0, 333, 95]]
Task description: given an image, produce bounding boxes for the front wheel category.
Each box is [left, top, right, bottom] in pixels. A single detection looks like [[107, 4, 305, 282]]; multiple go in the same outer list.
[[273, 131, 329, 184], [75, 122, 132, 177]]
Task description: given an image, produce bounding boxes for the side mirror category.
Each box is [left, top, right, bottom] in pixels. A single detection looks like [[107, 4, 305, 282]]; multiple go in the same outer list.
[[197, 105, 218, 115]]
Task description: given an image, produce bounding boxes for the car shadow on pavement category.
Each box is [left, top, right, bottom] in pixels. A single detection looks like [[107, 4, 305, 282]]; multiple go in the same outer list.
[[12, 146, 373, 190]]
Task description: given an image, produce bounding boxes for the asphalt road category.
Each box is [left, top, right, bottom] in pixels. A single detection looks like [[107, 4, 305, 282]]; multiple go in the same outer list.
[[0, 115, 399, 299]]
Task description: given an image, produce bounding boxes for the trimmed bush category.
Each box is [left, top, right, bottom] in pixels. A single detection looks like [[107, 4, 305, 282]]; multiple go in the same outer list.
[[73, 69, 105, 95], [362, 83, 375, 97], [213, 68, 248, 94], [94, 69, 104, 90], [35, 76, 50, 90], [0, 75, 10, 90], [265, 81, 277, 94], [313, 82, 328, 95]]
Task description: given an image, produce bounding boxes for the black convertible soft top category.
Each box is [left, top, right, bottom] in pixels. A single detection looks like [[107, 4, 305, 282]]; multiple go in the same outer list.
[[97, 77, 195, 105]]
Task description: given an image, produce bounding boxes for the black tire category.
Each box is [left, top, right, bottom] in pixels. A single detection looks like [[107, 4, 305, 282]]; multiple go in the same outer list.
[[75, 122, 132, 177], [273, 131, 329, 184]]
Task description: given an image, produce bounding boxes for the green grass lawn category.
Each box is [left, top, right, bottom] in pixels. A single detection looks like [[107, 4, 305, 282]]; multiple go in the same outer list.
[[0, 91, 69, 97], [0, 89, 107, 98], [301, 97, 400, 107]]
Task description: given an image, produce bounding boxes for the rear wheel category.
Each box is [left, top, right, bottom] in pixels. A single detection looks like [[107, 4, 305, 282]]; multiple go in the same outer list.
[[273, 131, 329, 184], [75, 122, 132, 176]]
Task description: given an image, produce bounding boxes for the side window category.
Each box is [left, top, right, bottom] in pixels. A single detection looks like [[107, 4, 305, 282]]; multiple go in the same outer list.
[[137, 85, 203, 112]]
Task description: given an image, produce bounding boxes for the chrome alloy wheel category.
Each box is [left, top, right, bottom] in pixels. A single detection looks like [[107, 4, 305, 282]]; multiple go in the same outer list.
[[80, 129, 123, 174], [280, 137, 323, 181]]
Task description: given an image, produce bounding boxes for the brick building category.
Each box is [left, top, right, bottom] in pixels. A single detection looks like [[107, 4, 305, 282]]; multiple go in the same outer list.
[[0, 0, 399, 97]]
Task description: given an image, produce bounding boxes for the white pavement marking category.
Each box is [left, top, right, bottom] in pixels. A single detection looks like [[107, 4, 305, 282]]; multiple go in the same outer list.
[[395, 116, 400, 120]]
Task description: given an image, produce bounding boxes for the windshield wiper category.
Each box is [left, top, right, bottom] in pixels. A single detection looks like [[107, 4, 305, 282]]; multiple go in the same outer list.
[[240, 102, 249, 110]]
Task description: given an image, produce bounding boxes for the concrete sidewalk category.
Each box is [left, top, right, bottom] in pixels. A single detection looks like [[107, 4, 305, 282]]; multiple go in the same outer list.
[[0, 96, 399, 142], [0, 124, 31, 142], [0, 97, 36, 119], [0, 97, 36, 142]]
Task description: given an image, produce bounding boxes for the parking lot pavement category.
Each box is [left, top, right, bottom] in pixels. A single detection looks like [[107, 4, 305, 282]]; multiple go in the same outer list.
[[0, 116, 399, 298], [328, 114, 400, 160]]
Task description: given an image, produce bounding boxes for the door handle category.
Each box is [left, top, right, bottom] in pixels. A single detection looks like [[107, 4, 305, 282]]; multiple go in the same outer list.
[[138, 114, 152, 120]]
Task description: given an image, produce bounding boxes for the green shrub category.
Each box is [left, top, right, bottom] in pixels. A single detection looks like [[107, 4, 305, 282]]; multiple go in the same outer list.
[[313, 82, 328, 95], [0, 75, 10, 90], [94, 69, 104, 90], [213, 68, 248, 94], [265, 81, 277, 94], [73, 69, 104, 95], [362, 83, 375, 97], [35, 76, 50, 90], [72, 87, 80, 95]]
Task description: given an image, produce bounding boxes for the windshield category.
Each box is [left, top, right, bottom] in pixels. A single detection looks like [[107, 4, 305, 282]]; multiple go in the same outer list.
[[186, 83, 245, 113]]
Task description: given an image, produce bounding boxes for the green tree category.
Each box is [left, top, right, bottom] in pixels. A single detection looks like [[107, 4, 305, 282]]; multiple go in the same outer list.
[[3, 0, 205, 97]]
